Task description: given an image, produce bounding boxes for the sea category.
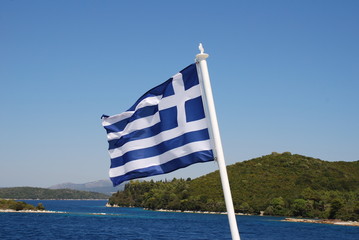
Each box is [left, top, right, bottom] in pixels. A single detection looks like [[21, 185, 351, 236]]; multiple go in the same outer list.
[[0, 200, 358, 240]]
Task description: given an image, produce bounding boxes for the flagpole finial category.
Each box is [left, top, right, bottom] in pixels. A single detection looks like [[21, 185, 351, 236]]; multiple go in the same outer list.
[[196, 43, 209, 62], [199, 43, 204, 54]]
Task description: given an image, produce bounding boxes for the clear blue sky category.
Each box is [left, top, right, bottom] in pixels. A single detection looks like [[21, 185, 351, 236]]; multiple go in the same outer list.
[[1, 0, 358, 188]]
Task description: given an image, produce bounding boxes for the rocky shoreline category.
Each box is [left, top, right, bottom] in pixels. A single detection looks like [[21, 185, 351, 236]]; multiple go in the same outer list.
[[0, 209, 66, 214], [282, 218, 359, 227], [106, 204, 250, 215], [152, 209, 359, 225]]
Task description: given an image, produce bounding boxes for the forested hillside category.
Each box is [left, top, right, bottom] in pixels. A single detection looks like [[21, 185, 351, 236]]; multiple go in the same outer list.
[[0, 187, 109, 199], [108, 152, 359, 220]]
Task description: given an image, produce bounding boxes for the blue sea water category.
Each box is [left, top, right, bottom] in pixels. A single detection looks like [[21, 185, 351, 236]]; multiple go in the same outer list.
[[0, 200, 358, 240]]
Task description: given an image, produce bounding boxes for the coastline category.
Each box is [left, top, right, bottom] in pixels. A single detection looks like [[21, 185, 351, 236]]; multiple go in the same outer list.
[[10, 199, 108, 200], [282, 218, 359, 227], [151, 208, 359, 226], [0, 209, 66, 214], [153, 208, 250, 215], [106, 204, 359, 226], [107, 204, 250, 215], [0, 208, 120, 216]]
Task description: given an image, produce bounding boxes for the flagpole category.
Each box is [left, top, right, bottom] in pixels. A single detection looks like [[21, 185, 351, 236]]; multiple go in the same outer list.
[[195, 43, 241, 240]]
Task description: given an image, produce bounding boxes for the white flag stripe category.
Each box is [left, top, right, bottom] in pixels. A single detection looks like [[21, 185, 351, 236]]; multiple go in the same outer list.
[[102, 95, 162, 126], [107, 112, 161, 140], [109, 139, 212, 178], [102, 111, 133, 127], [108, 118, 208, 159]]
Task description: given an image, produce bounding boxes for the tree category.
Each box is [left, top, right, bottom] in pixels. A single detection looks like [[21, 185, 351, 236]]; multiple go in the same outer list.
[[291, 199, 307, 216], [238, 202, 253, 214], [329, 198, 344, 219], [265, 197, 289, 216], [36, 203, 45, 210]]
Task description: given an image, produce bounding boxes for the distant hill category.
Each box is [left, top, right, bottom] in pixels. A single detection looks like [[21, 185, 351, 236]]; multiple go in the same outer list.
[[108, 152, 359, 220], [0, 187, 110, 199], [49, 179, 124, 195]]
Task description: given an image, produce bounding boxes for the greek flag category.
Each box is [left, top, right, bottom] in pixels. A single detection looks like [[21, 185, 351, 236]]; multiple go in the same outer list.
[[102, 64, 214, 186]]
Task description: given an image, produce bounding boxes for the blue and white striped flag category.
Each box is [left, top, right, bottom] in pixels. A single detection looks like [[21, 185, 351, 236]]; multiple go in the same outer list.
[[102, 64, 214, 186]]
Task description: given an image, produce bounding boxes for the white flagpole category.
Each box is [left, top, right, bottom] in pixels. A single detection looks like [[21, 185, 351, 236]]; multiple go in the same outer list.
[[195, 43, 241, 240]]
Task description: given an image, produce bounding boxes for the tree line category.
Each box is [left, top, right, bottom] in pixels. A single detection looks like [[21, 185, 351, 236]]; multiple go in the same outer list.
[[0, 187, 109, 200], [108, 178, 359, 220]]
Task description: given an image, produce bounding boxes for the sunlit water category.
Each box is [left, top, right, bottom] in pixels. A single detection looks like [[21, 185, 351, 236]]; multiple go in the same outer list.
[[0, 200, 358, 239]]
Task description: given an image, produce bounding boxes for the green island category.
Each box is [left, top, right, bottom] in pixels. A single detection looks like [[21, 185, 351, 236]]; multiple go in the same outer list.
[[0, 199, 45, 211], [108, 152, 359, 221], [0, 187, 110, 200]]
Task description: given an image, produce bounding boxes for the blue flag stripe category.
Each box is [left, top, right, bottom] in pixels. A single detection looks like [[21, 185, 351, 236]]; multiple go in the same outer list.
[[108, 121, 164, 150], [110, 128, 211, 168], [110, 150, 214, 186], [127, 78, 173, 112], [182, 64, 200, 90], [104, 105, 159, 134]]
